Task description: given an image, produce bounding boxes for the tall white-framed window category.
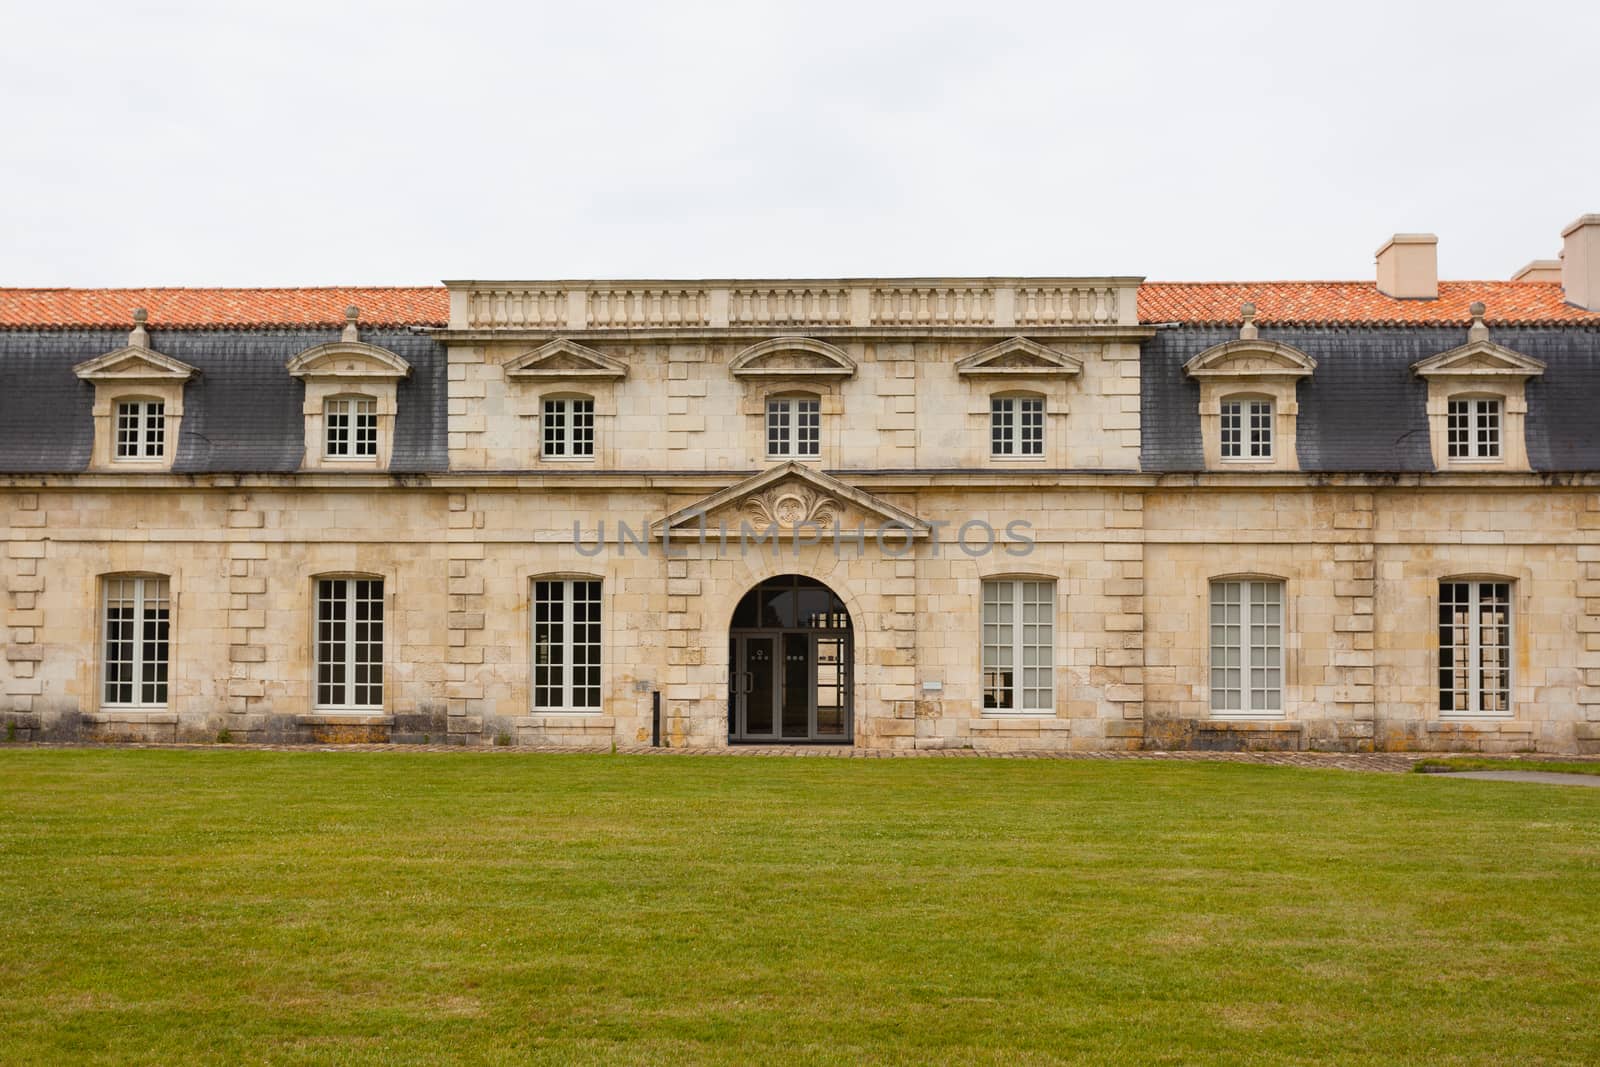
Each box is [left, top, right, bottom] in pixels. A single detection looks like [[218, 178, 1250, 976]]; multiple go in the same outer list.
[[324, 396, 378, 458], [766, 394, 821, 458], [981, 579, 1055, 713], [102, 575, 171, 707], [990, 395, 1044, 457], [542, 397, 595, 458], [533, 578, 603, 712], [1220, 397, 1273, 460], [114, 399, 166, 460], [1439, 580, 1512, 717], [315, 577, 384, 710], [1210, 579, 1283, 717], [1446, 397, 1501, 461]]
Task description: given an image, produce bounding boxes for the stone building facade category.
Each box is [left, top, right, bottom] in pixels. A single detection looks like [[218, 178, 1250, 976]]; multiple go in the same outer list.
[[5, 219, 1600, 753]]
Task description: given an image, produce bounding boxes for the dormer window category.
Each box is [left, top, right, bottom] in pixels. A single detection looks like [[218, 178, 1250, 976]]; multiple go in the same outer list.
[[73, 309, 197, 472], [287, 307, 411, 471], [1446, 398, 1500, 461], [1183, 305, 1314, 472], [324, 396, 377, 459], [1412, 304, 1543, 471], [115, 399, 166, 460], [990, 395, 1044, 456], [766, 394, 820, 458], [542, 397, 595, 458], [1220, 397, 1273, 461]]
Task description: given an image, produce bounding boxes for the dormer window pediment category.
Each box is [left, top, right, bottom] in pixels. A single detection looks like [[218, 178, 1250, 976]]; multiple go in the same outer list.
[[286, 341, 411, 381], [955, 337, 1083, 378], [1410, 341, 1546, 381], [1183, 339, 1316, 380], [74, 346, 198, 383], [505, 338, 627, 380], [729, 337, 857, 379]]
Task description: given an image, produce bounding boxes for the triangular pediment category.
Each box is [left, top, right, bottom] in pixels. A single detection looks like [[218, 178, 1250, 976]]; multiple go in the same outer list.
[[505, 338, 628, 380], [654, 462, 929, 536], [1412, 340, 1546, 379], [729, 337, 857, 379], [1184, 339, 1316, 379], [73, 346, 197, 382], [286, 341, 411, 380], [955, 337, 1083, 378]]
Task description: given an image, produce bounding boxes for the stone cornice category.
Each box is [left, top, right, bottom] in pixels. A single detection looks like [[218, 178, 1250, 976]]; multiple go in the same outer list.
[[7, 470, 1600, 492]]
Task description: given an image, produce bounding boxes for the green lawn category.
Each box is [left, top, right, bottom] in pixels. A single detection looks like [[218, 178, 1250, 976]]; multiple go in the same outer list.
[[1415, 756, 1600, 777], [2, 750, 1598, 1065]]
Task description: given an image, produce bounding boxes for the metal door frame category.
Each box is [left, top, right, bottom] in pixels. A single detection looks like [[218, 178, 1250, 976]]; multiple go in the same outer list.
[[729, 628, 853, 744]]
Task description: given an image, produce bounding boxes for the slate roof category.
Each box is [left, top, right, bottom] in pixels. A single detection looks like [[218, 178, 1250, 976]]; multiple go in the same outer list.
[[0, 328, 447, 474], [1141, 325, 1600, 473]]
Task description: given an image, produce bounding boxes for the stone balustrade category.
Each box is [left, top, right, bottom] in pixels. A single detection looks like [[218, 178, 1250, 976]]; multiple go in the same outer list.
[[446, 278, 1141, 331]]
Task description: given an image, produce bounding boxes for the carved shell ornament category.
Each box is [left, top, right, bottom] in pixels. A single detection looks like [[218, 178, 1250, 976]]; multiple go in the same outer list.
[[742, 486, 840, 529]]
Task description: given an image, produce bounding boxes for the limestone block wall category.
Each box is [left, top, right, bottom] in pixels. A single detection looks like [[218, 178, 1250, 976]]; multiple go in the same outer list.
[[445, 337, 1144, 474], [4, 480, 1598, 753]]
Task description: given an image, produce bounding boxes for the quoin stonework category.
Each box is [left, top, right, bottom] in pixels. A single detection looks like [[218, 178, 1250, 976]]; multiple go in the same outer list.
[[6, 217, 1600, 753]]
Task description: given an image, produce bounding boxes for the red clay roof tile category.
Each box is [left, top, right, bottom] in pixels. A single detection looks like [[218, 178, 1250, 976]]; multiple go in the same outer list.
[[0, 287, 449, 330], [1137, 280, 1600, 327], [2, 281, 1597, 329]]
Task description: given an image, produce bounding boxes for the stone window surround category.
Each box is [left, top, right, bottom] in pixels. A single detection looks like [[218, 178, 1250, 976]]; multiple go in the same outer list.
[[1410, 312, 1545, 473], [977, 571, 1061, 717], [1207, 575, 1286, 720], [1421, 381, 1532, 472], [287, 336, 411, 472], [73, 325, 197, 472], [502, 338, 626, 468], [528, 573, 606, 716], [744, 383, 838, 466], [955, 336, 1082, 468], [98, 571, 176, 712], [538, 392, 598, 461], [1436, 573, 1517, 721], [1184, 338, 1314, 472], [308, 572, 392, 716]]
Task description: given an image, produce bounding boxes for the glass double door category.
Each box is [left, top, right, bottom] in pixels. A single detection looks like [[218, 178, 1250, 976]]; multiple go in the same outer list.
[[729, 631, 851, 743]]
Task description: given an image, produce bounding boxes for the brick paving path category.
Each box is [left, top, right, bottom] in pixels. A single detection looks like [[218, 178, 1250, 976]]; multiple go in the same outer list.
[[18, 741, 1429, 773]]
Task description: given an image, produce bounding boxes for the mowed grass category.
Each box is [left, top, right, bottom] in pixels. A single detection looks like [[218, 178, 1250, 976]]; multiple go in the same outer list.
[[1, 751, 1598, 1065]]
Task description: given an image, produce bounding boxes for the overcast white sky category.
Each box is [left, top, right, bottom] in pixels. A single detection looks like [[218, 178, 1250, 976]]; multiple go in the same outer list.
[[2, 0, 1596, 286]]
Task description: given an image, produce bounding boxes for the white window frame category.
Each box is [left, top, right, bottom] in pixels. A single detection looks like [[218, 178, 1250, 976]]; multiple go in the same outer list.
[[314, 577, 385, 711], [990, 395, 1044, 457], [114, 398, 166, 460], [765, 394, 821, 459], [101, 575, 171, 708], [1220, 397, 1273, 461], [542, 397, 596, 458], [1438, 580, 1513, 718], [533, 578, 603, 713], [981, 578, 1055, 714], [1209, 579, 1283, 719], [324, 396, 378, 459], [1446, 397, 1502, 461]]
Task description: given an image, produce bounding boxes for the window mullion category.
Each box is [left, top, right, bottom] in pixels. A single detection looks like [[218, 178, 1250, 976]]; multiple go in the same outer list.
[[343, 581, 357, 708], [130, 578, 145, 704], [569, 579, 582, 713]]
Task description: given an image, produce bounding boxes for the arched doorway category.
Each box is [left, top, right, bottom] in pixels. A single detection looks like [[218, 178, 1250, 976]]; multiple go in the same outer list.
[[728, 574, 853, 744]]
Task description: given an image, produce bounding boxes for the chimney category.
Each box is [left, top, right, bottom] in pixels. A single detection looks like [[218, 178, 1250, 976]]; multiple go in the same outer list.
[[1562, 215, 1600, 311], [1511, 260, 1562, 283], [1375, 234, 1438, 299]]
